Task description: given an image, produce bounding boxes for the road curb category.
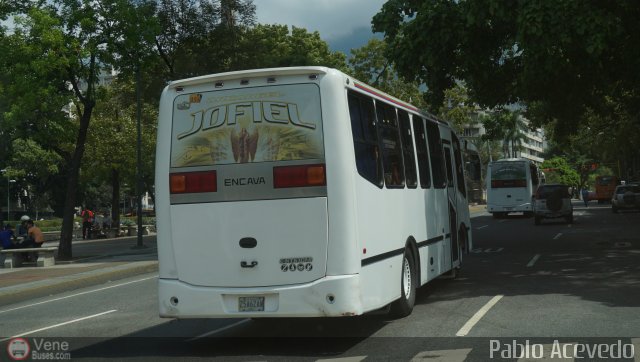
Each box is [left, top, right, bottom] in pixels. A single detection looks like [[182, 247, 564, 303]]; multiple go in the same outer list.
[[0, 261, 158, 307]]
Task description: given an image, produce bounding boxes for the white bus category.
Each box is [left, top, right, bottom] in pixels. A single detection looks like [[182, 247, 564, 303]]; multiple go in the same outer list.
[[486, 158, 541, 218], [155, 66, 472, 318]]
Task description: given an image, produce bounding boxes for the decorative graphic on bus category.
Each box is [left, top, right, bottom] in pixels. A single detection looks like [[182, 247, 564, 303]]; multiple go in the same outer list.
[[171, 84, 323, 167], [491, 162, 526, 180]]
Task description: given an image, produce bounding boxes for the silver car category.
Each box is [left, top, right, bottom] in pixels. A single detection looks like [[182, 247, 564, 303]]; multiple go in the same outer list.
[[534, 184, 573, 225], [611, 184, 640, 213]]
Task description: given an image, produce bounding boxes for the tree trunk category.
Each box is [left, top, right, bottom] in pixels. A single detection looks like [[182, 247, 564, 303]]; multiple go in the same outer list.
[[111, 168, 120, 230], [58, 102, 94, 260]]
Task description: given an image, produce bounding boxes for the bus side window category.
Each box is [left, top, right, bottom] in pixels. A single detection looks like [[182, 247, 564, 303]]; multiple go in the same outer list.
[[376, 102, 405, 188], [398, 110, 418, 188], [348, 92, 383, 187], [412, 117, 432, 188], [452, 134, 467, 196], [425, 121, 447, 188], [530, 164, 539, 186]]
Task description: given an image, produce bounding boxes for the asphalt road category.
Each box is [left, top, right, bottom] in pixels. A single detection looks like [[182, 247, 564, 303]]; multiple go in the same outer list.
[[1, 201, 639, 361]]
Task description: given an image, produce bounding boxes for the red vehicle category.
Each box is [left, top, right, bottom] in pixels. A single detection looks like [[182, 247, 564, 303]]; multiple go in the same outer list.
[[595, 175, 620, 203]]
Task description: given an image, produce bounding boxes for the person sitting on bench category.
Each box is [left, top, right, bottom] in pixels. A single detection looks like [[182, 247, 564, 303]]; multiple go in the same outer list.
[[19, 220, 45, 248], [1, 224, 18, 249]]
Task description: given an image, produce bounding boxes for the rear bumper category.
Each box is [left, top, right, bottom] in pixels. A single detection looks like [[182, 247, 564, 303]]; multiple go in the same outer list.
[[535, 210, 571, 218], [159, 274, 363, 318], [488, 204, 532, 213]]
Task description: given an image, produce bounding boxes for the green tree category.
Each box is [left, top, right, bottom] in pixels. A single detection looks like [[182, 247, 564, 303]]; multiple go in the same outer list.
[[437, 84, 477, 133], [372, 1, 640, 141], [2, 0, 157, 260], [481, 109, 526, 159], [238, 25, 347, 71], [153, 0, 256, 79], [348, 38, 424, 109], [541, 157, 580, 187]]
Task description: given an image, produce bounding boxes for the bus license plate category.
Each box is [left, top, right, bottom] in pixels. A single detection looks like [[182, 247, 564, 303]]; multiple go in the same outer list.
[[239, 296, 265, 312]]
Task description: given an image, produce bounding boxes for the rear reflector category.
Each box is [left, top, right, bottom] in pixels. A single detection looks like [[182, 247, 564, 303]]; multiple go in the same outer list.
[[170, 171, 217, 194], [273, 164, 326, 188]]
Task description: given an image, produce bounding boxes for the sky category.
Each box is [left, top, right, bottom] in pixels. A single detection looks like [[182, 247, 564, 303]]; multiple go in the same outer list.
[[253, 0, 387, 55]]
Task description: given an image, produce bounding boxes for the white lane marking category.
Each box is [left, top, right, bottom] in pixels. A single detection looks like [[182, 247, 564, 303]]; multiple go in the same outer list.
[[553, 233, 562, 240], [411, 348, 472, 362], [0, 309, 117, 341], [527, 254, 541, 267], [317, 357, 367, 362], [476, 225, 488, 230], [499, 219, 507, 223], [186, 319, 250, 341], [456, 295, 503, 337], [0, 275, 157, 315]]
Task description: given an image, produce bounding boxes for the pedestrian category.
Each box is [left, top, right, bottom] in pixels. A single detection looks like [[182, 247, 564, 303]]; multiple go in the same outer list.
[[0, 224, 18, 250], [19, 220, 45, 248], [81, 207, 95, 239], [16, 215, 30, 239], [581, 188, 589, 207], [16, 220, 45, 262]]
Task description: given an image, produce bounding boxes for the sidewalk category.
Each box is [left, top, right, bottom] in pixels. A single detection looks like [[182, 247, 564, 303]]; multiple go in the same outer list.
[[0, 235, 158, 306], [469, 203, 487, 215]]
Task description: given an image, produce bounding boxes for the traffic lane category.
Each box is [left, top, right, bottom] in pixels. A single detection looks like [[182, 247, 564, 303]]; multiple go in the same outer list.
[[0, 273, 240, 340], [457, 205, 640, 336], [0, 274, 161, 339], [462, 247, 640, 337]]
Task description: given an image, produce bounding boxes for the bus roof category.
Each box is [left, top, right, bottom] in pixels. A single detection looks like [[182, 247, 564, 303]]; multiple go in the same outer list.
[[163, 66, 449, 127]]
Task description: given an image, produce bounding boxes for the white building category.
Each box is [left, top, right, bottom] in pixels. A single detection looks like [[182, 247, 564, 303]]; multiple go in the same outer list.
[[463, 113, 547, 164]]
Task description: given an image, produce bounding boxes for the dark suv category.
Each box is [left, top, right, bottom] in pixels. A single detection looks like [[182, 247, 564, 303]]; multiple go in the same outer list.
[[533, 184, 574, 225]]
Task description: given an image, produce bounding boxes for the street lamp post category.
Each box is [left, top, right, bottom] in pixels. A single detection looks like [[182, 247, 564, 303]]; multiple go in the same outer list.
[[1, 169, 16, 222], [7, 179, 16, 221]]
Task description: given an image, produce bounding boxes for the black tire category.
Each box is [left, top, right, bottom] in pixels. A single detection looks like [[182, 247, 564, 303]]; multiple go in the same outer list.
[[565, 214, 573, 224], [389, 249, 417, 318], [534, 216, 541, 225]]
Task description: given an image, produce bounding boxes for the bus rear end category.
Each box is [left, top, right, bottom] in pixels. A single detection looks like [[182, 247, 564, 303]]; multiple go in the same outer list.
[[155, 68, 360, 318], [487, 160, 533, 216]]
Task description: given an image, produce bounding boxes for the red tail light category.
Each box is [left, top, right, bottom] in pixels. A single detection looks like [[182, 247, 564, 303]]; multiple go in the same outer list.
[[273, 164, 326, 188], [170, 171, 217, 194]]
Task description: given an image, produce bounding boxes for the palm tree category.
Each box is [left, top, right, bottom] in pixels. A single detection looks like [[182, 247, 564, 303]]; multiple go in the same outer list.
[[500, 111, 526, 158]]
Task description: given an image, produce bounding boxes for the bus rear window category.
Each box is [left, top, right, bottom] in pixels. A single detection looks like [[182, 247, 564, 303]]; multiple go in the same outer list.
[[491, 162, 526, 188], [170, 84, 324, 167]]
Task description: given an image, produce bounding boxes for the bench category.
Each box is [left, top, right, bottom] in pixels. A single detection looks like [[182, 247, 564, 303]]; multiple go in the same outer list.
[[1, 247, 57, 268]]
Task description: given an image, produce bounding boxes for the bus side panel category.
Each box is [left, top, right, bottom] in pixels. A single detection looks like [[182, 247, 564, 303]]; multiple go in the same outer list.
[[419, 188, 446, 284], [355, 184, 434, 311], [321, 72, 360, 277], [431, 188, 450, 274], [156, 88, 179, 279]]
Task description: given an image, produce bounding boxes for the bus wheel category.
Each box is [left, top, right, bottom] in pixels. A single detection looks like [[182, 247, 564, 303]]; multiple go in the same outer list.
[[389, 248, 417, 318]]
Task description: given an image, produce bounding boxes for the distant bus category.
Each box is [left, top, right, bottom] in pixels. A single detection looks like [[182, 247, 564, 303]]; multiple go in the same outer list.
[[595, 175, 620, 203], [462, 139, 483, 204], [486, 158, 541, 217], [155, 66, 472, 319]]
